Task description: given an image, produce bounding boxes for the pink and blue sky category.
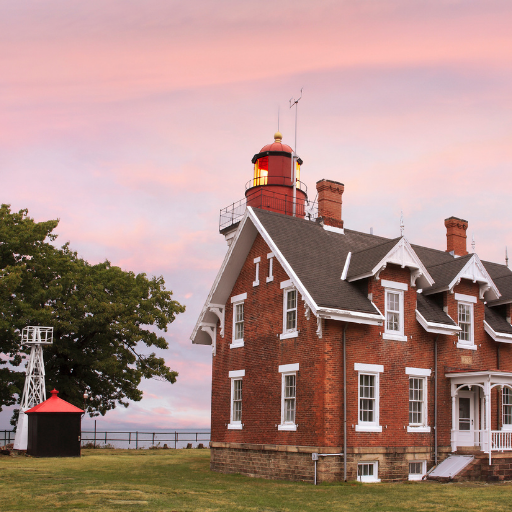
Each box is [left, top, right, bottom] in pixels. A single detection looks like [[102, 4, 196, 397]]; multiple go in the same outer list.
[[2, 0, 512, 430]]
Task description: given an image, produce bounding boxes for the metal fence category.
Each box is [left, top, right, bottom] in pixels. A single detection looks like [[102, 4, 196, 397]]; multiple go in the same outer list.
[[1, 429, 210, 450]]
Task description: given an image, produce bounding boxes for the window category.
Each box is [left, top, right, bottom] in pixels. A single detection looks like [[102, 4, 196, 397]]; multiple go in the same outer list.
[[355, 363, 383, 432], [266, 252, 274, 283], [408, 460, 426, 481], [357, 461, 380, 483], [503, 387, 512, 430], [228, 370, 244, 429], [280, 280, 298, 339], [278, 363, 298, 431], [455, 293, 476, 349], [406, 367, 431, 432], [381, 280, 407, 341], [253, 257, 260, 287], [230, 293, 247, 348]]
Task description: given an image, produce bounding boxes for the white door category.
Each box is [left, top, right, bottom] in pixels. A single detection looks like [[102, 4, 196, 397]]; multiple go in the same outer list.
[[457, 391, 475, 446]]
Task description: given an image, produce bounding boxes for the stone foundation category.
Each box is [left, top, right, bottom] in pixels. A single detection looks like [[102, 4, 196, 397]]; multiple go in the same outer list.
[[210, 442, 450, 482]]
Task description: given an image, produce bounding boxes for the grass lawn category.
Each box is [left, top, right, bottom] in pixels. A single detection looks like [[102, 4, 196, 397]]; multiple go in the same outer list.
[[1, 449, 512, 512]]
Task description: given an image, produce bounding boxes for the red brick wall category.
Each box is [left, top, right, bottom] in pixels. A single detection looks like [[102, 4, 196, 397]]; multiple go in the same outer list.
[[211, 235, 512, 481]]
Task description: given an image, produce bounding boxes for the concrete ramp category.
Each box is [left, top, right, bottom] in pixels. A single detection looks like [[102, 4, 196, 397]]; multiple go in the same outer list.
[[428, 455, 474, 479]]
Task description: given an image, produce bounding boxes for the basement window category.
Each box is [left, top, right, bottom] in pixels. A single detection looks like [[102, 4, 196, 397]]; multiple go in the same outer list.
[[408, 460, 426, 481], [357, 461, 380, 483]]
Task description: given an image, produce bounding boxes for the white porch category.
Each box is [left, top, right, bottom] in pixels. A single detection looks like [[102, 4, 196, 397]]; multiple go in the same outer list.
[[446, 371, 512, 464]]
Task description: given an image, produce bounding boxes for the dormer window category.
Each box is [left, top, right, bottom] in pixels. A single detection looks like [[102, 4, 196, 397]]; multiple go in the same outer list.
[[455, 293, 476, 350], [382, 280, 407, 341]]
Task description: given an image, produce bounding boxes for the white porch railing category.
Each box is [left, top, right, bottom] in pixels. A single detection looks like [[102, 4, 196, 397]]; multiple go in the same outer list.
[[492, 431, 512, 451], [452, 429, 512, 452]]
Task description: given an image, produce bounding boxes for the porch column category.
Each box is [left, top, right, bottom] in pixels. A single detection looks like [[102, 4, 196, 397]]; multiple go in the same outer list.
[[451, 393, 457, 452], [485, 379, 491, 465]]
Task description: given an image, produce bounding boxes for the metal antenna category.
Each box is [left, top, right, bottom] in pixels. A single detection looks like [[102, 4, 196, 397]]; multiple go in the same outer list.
[[400, 210, 404, 236], [289, 88, 303, 217], [289, 87, 303, 154], [506, 247, 509, 268], [471, 233, 476, 253]]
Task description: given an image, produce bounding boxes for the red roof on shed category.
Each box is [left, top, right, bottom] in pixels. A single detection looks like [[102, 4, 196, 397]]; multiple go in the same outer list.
[[26, 389, 84, 414]]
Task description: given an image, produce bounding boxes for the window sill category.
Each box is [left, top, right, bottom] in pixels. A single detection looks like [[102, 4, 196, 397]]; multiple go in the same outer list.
[[266, 276, 274, 283], [230, 341, 244, 349], [358, 477, 381, 483], [355, 425, 382, 433], [383, 333, 407, 342], [227, 423, 243, 430], [280, 331, 298, 340], [407, 426, 431, 433], [456, 342, 477, 351], [278, 424, 297, 431], [408, 474, 424, 481], [501, 426, 512, 432], [253, 280, 259, 287]]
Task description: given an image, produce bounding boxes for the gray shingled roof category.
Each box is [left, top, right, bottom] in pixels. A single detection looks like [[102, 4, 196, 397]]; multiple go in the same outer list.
[[417, 294, 457, 326], [251, 208, 512, 322], [421, 255, 473, 294], [346, 237, 401, 280], [252, 209, 380, 314], [485, 306, 512, 335]]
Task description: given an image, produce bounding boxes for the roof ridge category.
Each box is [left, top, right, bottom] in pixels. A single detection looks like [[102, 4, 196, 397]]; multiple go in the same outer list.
[[424, 253, 473, 270], [349, 236, 401, 256]]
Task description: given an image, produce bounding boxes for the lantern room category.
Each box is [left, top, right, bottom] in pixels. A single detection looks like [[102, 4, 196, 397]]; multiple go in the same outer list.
[[245, 132, 308, 218]]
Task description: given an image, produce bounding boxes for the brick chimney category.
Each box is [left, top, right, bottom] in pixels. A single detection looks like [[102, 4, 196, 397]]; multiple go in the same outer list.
[[445, 216, 468, 256], [316, 179, 344, 229]]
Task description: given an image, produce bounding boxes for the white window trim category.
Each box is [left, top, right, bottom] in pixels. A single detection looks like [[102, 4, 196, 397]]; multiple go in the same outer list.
[[406, 368, 431, 433], [253, 257, 260, 287], [278, 363, 298, 431], [456, 300, 475, 350], [230, 293, 247, 349], [408, 460, 426, 481], [383, 281, 407, 341], [266, 252, 274, 283], [503, 387, 512, 431], [454, 293, 477, 304], [281, 282, 298, 340], [357, 461, 380, 483], [228, 370, 245, 430], [355, 363, 383, 432]]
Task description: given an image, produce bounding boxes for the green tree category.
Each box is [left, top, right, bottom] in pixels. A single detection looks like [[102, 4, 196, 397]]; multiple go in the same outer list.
[[0, 204, 185, 420]]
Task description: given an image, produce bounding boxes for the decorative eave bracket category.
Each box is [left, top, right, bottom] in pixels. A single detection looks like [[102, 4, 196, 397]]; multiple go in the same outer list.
[[208, 303, 225, 338], [200, 323, 217, 355]]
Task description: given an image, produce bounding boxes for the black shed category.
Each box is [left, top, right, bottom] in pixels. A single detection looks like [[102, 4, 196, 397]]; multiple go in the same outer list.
[[26, 389, 84, 457]]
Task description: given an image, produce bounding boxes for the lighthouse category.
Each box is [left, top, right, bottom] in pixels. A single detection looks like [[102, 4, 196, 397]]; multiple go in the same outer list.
[[219, 132, 310, 245]]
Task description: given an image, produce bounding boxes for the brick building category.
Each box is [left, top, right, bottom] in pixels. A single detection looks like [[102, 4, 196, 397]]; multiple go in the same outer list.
[[191, 132, 512, 482]]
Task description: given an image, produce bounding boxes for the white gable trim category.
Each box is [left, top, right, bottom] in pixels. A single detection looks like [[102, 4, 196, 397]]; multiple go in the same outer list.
[[248, 207, 318, 315], [348, 237, 434, 288], [415, 310, 461, 335], [484, 321, 512, 344], [424, 254, 500, 301], [191, 210, 256, 346], [341, 252, 351, 281]]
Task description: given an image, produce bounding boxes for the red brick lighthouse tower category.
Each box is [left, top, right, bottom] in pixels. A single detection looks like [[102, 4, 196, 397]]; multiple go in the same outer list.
[[219, 132, 309, 244]]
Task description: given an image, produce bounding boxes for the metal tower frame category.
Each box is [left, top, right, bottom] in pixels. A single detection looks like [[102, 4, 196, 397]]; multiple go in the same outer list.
[[13, 326, 53, 450]]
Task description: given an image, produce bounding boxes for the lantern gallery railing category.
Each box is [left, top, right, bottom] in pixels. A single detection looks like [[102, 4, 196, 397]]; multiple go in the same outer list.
[[219, 191, 318, 233]]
